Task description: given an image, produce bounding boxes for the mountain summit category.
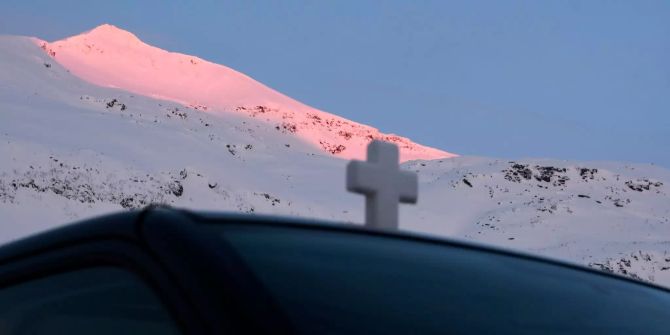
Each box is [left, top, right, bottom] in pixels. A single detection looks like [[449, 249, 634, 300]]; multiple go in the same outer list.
[[40, 24, 455, 162], [79, 23, 143, 43]]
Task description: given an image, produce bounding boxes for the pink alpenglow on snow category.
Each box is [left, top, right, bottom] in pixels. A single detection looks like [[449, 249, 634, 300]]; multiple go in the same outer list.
[[40, 24, 456, 162]]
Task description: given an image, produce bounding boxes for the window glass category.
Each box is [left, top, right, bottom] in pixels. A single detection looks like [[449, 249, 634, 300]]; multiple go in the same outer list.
[[217, 224, 670, 334], [0, 267, 180, 335]]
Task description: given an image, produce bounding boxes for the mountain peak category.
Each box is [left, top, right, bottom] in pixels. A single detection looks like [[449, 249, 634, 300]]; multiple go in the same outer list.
[[73, 24, 141, 44]]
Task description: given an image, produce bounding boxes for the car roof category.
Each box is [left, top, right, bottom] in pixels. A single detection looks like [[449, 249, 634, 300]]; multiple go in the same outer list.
[[183, 210, 670, 294], [2, 207, 669, 295], [0, 210, 142, 264]]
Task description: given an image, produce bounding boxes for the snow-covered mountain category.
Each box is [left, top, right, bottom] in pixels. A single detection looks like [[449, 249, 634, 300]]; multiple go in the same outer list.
[[40, 24, 453, 162], [1, 25, 669, 287]]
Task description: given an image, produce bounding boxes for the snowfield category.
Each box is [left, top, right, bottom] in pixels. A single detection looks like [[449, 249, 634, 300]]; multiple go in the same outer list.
[[1, 26, 669, 287]]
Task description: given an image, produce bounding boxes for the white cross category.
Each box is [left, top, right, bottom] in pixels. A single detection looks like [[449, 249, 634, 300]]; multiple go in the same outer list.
[[346, 140, 418, 230]]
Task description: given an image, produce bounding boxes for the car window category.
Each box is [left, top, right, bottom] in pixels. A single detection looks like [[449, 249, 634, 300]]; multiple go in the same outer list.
[[0, 267, 180, 335], [215, 223, 670, 334]]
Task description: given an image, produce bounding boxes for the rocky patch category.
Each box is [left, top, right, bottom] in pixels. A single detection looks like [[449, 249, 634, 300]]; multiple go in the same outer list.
[[502, 162, 570, 187], [625, 179, 663, 192], [319, 141, 346, 155], [579, 168, 598, 181], [166, 106, 187, 119], [0, 157, 188, 209], [106, 98, 127, 111], [589, 251, 670, 283]]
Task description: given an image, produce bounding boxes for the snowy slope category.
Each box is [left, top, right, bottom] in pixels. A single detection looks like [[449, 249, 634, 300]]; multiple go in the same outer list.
[[42, 24, 454, 162], [1, 34, 354, 237], [1, 30, 670, 287]]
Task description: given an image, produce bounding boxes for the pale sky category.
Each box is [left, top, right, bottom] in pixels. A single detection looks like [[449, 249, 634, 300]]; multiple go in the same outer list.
[[1, 0, 668, 166]]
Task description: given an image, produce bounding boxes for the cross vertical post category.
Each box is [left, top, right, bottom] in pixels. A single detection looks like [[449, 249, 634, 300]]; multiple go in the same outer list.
[[346, 140, 418, 230]]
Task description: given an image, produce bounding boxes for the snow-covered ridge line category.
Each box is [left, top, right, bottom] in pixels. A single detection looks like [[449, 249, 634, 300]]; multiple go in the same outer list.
[[39, 24, 455, 162], [2, 31, 670, 288]]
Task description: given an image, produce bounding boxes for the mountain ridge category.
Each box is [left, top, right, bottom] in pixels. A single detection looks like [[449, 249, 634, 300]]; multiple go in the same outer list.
[[40, 24, 455, 162], [0, 31, 669, 288]]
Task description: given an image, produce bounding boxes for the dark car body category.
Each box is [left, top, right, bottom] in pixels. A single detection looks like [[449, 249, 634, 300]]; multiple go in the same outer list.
[[1, 207, 670, 334]]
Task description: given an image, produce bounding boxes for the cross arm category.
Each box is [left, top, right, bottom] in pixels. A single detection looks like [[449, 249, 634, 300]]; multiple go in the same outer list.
[[346, 160, 378, 194], [397, 170, 418, 203]]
